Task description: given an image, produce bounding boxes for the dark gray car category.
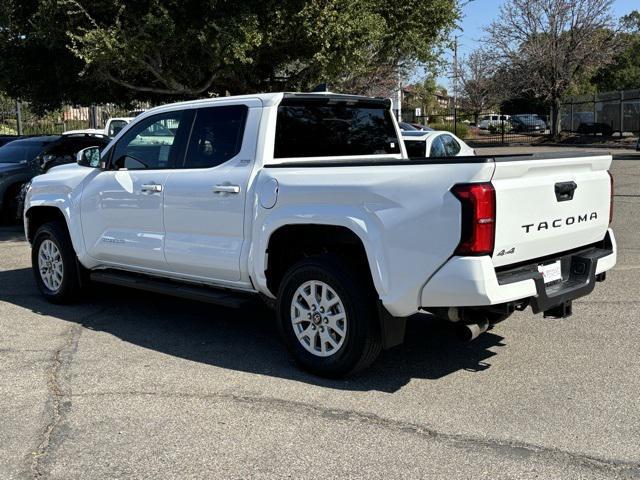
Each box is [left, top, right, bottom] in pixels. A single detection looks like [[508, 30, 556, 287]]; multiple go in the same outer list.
[[0, 136, 59, 221], [0, 134, 109, 222], [510, 114, 547, 132]]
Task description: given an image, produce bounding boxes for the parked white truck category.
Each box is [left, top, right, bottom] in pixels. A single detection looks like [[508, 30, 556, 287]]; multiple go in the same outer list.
[[24, 92, 617, 377], [64, 117, 134, 138]]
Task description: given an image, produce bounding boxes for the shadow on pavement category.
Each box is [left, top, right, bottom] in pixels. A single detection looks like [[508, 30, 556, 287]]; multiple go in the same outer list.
[[612, 153, 640, 161], [0, 225, 24, 242], [0, 263, 505, 393]]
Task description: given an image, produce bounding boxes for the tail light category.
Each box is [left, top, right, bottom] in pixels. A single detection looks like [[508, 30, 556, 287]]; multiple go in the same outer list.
[[608, 171, 614, 224], [451, 182, 496, 256]]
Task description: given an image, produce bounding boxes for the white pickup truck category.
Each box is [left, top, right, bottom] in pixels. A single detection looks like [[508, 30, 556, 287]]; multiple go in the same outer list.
[[64, 117, 134, 138], [24, 92, 617, 377]]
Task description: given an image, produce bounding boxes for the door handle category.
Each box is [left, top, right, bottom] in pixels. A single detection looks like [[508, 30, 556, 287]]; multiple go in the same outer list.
[[554, 181, 577, 202], [141, 184, 163, 193], [213, 185, 241, 194]]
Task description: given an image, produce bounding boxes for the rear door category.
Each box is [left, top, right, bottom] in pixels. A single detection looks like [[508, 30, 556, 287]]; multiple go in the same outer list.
[[491, 153, 612, 267], [162, 100, 260, 282]]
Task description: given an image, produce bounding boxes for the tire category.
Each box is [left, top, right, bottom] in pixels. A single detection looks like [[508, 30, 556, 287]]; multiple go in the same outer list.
[[31, 221, 83, 303], [276, 254, 382, 378]]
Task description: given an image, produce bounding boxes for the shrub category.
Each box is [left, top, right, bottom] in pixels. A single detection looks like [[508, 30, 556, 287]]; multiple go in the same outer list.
[[0, 123, 18, 135], [488, 122, 513, 134], [428, 122, 469, 139]]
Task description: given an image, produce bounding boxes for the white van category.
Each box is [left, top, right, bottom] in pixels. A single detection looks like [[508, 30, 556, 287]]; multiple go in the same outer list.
[[478, 114, 510, 130]]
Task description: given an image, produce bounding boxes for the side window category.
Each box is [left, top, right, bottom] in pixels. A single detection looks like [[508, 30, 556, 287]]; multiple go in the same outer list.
[[442, 135, 461, 156], [182, 105, 248, 169], [429, 136, 447, 158], [111, 111, 185, 170], [404, 140, 426, 159]]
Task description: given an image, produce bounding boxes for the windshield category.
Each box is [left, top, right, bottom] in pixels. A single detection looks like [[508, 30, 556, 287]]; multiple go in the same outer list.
[[0, 144, 42, 164]]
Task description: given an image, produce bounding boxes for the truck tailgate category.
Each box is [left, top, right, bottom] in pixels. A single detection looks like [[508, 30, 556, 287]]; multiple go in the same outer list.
[[491, 153, 612, 267]]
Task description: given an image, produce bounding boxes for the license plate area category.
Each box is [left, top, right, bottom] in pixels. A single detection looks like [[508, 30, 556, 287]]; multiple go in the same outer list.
[[538, 260, 562, 285]]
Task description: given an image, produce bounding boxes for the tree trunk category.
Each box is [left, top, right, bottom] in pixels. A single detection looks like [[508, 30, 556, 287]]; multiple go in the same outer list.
[[551, 97, 561, 139]]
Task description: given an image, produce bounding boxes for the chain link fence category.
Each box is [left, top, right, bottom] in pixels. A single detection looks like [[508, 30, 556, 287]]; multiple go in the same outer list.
[[560, 89, 640, 135], [402, 109, 550, 146]]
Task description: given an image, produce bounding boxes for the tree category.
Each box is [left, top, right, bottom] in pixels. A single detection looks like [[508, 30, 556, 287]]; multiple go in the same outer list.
[[0, 0, 461, 108], [591, 11, 640, 91], [484, 0, 621, 136], [458, 50, 498, 121], [60, 0, 460, 101], [0, 0, 134, 111], [403, 77, 438, 115]]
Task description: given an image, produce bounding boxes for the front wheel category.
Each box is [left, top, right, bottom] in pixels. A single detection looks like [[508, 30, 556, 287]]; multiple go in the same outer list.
[[31, 221, 83, 303], [276, 255, 382, 378]]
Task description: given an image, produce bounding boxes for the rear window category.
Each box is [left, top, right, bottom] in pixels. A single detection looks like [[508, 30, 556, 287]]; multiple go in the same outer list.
[[108, 120, 128, 137], [274, 98, 400, 158]]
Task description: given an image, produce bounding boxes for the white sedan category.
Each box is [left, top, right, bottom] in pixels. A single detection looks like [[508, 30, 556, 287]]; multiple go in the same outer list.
[[401, 130, 475, 159]]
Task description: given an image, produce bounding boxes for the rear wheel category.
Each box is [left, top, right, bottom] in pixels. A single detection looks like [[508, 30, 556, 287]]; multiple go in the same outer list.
[[31, 221, 83, 303], [276, 255, 382, 378]]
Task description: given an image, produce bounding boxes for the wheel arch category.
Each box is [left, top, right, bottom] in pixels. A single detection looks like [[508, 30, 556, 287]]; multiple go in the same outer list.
[[261, 222, 385, 300], [25, 206, 73, 246]]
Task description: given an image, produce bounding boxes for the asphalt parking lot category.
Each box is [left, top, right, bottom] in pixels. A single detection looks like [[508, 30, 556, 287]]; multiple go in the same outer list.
[[1, 147, 639, 479]]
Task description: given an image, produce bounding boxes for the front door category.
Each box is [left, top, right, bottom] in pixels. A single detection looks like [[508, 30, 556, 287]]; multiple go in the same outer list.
[[80, 110, 190, 271], [163, 101, 260, 282]]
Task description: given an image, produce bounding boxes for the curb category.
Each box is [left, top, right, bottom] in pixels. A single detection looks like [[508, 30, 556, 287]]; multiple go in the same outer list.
[[535, 142, 638, 150]]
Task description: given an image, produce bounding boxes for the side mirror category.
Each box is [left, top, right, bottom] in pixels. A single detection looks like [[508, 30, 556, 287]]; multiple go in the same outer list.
[[76, 146, 101, 168]]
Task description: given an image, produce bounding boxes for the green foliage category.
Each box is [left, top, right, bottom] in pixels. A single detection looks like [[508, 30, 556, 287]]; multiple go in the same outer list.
[[404, 77, 438, 113], [0, 0, 460, 108], [0, 0, 134, 111], [591, 11, 640, 91], [429, 122, 469, 138], [0, 124, 18, 135]]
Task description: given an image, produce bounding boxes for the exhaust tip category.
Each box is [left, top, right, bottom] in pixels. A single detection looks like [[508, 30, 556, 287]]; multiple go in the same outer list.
[[456, 319, 490, 342]]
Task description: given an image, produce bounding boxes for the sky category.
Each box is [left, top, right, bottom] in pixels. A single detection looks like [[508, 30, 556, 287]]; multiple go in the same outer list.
[[433, 0, 639, 90]]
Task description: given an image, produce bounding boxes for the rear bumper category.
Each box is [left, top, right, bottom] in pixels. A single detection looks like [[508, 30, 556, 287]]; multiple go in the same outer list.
[[420, 229, 616, 310]]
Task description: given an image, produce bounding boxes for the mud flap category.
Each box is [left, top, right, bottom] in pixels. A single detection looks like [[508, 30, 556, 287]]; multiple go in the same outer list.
[[377, 302, 406, 349]]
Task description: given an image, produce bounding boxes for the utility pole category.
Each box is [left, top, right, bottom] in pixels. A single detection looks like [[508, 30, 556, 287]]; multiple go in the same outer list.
[[396, 71, 402, 122], [15, 100, 23, 136], [451, 35, 462, 135], [453, 36, 458, 111]]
